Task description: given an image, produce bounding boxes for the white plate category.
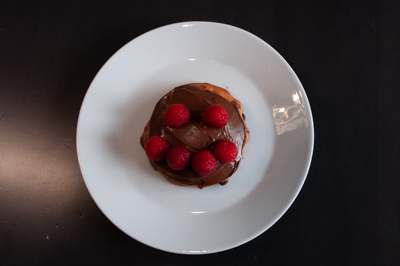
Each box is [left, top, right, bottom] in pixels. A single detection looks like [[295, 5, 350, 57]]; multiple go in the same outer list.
[[77, 21, 314, 254]]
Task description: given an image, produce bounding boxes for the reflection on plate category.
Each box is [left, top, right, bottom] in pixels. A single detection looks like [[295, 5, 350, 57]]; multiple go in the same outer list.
[[77, 21, 314, 254]]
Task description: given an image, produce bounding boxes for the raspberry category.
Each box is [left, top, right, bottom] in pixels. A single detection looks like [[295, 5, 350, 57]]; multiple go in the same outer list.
[[191, 150, 217, 175], [214, 140, 238, 163], [166, 146, 191, 170], [164, 104, 190, 127], [202, 105, 229, 128], [145, 136, 170, 161]]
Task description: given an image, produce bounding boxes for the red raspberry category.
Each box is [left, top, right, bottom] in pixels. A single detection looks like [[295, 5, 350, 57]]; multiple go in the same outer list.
[[191, 150, 217, 175], [214, 140, 238, 163], [166, 146, 191, 170], [145, 136, 170, 161], [164, 104, 190, 127], [202, 105, 229, 128]]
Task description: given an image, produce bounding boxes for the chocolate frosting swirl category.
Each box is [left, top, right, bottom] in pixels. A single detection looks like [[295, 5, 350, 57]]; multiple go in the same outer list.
[[141, 84, 249, 188]]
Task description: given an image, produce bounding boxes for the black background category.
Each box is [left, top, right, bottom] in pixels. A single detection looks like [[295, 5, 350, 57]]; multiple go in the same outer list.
[[1, 1, 399, 265]]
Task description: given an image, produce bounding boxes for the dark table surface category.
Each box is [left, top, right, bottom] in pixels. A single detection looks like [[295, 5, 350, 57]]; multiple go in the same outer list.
[[1, 1, 399, 265]]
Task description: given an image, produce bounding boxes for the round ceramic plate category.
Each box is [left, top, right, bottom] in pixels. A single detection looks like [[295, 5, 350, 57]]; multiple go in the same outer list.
[[77, 21, 314, 254]]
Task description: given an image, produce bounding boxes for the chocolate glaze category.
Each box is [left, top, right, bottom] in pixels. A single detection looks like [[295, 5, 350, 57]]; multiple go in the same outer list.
[[141, 84, 248, 188]]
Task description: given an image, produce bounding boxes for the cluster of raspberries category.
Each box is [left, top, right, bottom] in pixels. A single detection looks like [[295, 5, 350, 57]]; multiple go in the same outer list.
[[145, 104, 238, 175]]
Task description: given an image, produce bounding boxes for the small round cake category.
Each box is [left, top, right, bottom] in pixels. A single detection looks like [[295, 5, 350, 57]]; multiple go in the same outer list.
[[140, 83, 250, 189]]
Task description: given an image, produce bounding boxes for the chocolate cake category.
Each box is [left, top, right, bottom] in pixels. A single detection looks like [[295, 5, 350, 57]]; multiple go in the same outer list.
[[140, 83, 250, 188]]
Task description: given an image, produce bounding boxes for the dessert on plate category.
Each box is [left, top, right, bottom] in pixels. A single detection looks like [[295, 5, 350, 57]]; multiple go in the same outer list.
[[140, 83, 250, 189]]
